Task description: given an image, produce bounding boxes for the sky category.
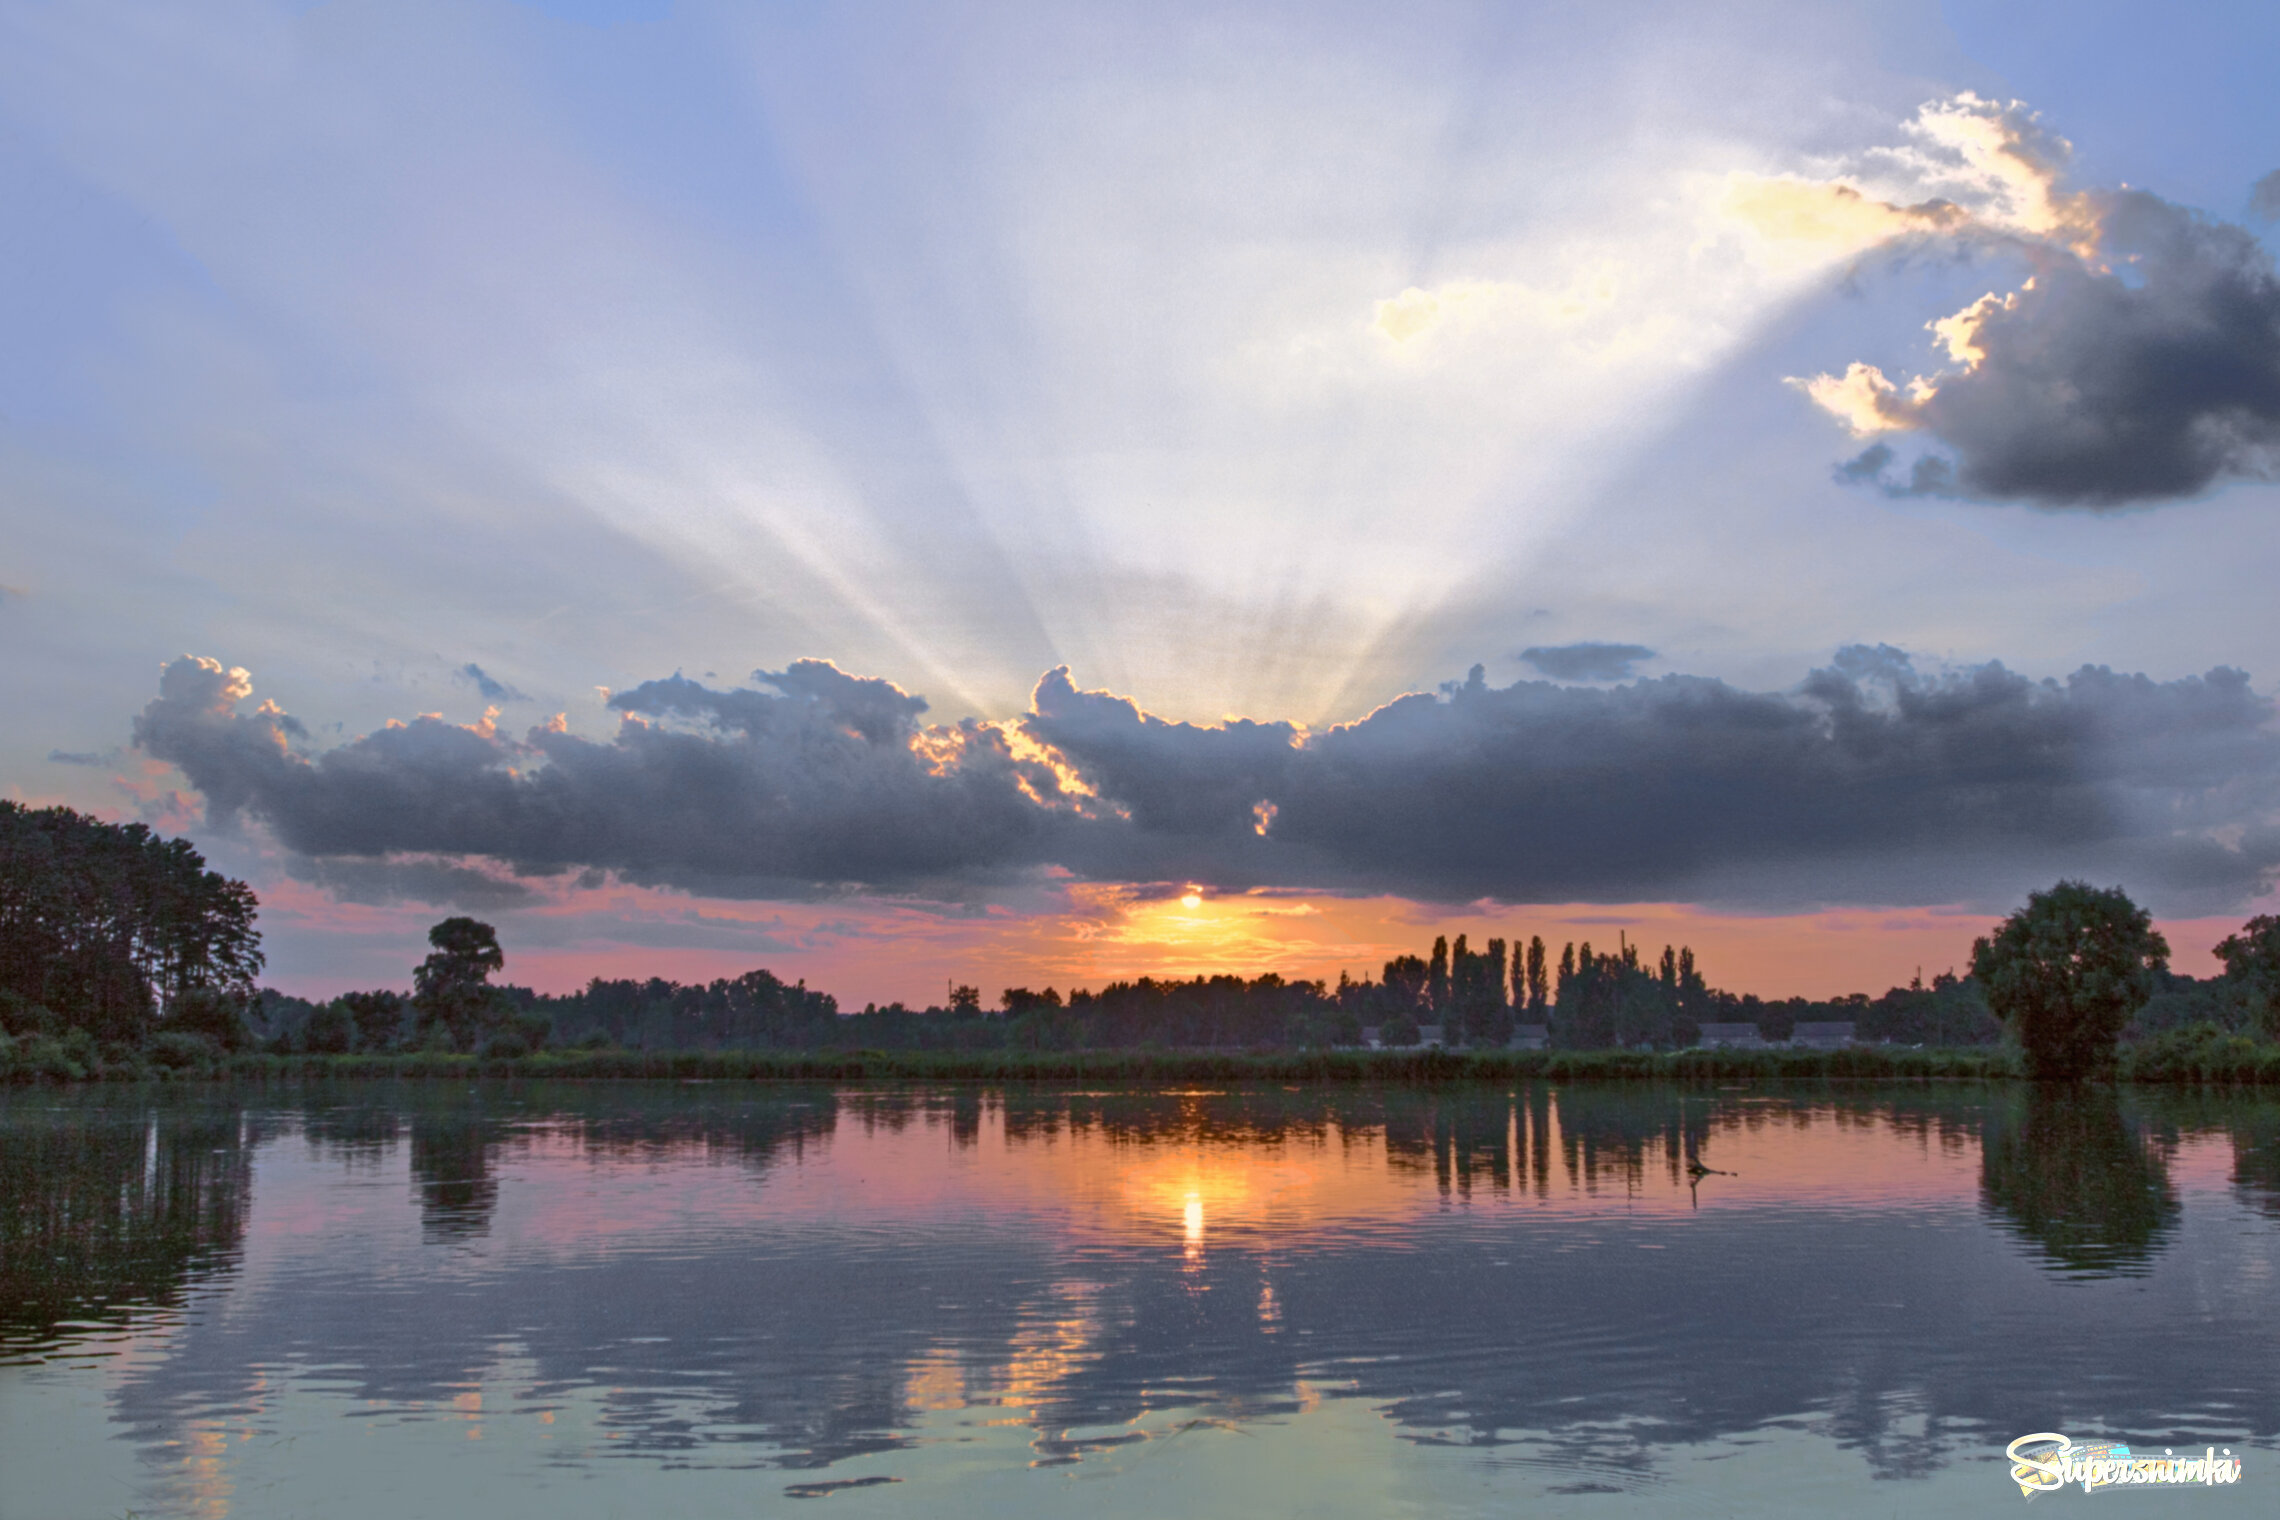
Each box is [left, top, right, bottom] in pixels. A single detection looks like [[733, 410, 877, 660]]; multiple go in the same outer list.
[[6, 0, 2280, 1006]]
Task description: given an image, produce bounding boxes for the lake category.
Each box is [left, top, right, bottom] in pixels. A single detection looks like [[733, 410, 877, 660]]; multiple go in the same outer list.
[[1, 1081, 2272, 1517]]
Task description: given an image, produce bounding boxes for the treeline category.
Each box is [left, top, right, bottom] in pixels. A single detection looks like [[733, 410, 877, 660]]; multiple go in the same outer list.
[[254, 920, 2279, 1061], [12, 805, 2280, 1079], [252, 923, 2007, 1056]]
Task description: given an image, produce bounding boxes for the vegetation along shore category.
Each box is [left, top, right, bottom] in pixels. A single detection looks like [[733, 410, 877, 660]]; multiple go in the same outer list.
[[8, 801, 2280, 1085]]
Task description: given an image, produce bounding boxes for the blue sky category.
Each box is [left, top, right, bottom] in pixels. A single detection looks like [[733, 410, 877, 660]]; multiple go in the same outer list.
[[6, 0, 2279, 1001]]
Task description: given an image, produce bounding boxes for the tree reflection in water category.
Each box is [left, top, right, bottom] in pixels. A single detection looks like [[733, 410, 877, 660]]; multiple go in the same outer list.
[[394, 1086, 846, 1241], [1979, 1086, 2179, 1277], [407, 1103, 508, 1241], [10, 1081, 2279, 1501], [2227, 1097, 2280, 1221], [0, 1099, 251, 1355]]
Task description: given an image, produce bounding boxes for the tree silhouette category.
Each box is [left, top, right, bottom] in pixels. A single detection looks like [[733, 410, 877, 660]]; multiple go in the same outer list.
[[1380, 954, 1428, 1016], [413, 917, 508, 1051], [1524, 936, 1549, 1019]]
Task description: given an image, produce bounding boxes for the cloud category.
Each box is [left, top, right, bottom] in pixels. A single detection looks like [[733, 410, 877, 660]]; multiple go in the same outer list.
[[132, 650, 2280, 916], [1519, 643, 1656, 682], [1833, 442, 1957, 498], [134, 655, 1074, 900], [1370, 277, 1623, 348], [1787, 98, 2280, 505], [286, 853, 541, 909], [1720, 176, 1965, 259], [2252, 169, 2280, 223], [1023, 667, 1297, 836], [456, 663, 528, 704], [1728, 94, 2091, 261], [47, 748, 120, 767], [1262, 647, 2280, 911]]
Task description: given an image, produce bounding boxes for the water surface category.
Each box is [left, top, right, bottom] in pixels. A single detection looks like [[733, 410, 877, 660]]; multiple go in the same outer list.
[[2, 1082, 2274, 1516]]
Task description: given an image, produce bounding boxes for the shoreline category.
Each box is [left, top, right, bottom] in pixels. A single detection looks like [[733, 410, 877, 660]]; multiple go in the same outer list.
[[6, 1035, 2276, 1086]]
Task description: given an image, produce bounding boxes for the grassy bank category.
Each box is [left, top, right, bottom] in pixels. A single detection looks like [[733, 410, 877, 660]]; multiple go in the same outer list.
[[6, 1024, 2277, 1084]]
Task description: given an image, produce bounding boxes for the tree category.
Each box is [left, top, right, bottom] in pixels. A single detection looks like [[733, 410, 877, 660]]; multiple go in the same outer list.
[[947, 984, 983, 1019], [302, 1000, 356, 1054], [1381, 954, 1428, 1014], [1672, 946, 1706, 1046], [168, 986, 253, 1051], [2215, 915, 2280, 1039], [343, 990, 408, 1051], [1426, 936, 1450, 1016], [1446, 934, 1510, 1045], [1524, 937, 1549, 1019], [1480, 937, 1511, 1044], [413, 917, 509, 1051], [1971, 882, 2168, 1080]]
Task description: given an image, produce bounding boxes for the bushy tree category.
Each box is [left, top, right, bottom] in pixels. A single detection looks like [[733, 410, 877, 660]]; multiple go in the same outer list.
[[1972, 882, 2168, 1080], [2215, 915, 2280, 1039]]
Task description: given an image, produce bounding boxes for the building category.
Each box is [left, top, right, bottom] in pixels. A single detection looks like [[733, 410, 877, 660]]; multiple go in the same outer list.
[[1788, 1021, 1857, 1049], [1694, 1022, 1766, 1049], [1508, 1024, 1548, 1050]]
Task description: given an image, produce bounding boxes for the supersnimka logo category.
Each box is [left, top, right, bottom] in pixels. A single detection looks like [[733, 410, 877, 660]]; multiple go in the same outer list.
[[2006, 1433, 2244, 1496]]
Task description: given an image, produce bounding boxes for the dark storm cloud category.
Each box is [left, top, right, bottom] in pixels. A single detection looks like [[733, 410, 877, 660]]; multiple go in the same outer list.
[[1024, 666, 1297, 835], [1519, 643, 1657, 681], [133, 655, 1078, 899], [1258, 649, 2280, 910], [133, 649, 2280, 914], [456, 663, 527, 704], [1924, 192, 2280, 503], [1827, 192, 2280, 506]]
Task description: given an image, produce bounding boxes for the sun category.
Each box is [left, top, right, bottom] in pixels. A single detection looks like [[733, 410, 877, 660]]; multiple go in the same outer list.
[[1180, 891, 1203, 909]]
